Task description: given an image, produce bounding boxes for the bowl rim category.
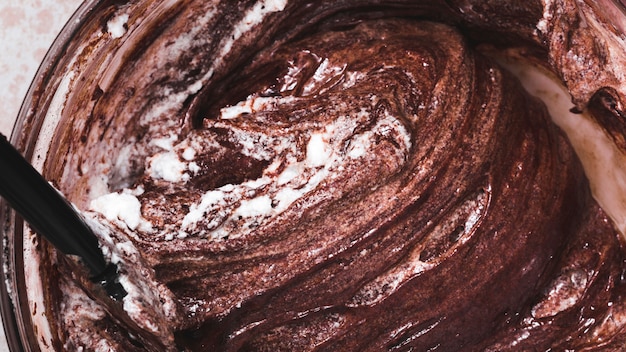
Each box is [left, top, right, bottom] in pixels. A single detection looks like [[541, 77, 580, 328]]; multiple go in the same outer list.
[[0, 1, 106, 350]]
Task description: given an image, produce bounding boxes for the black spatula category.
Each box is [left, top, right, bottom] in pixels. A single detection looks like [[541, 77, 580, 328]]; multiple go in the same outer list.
[[0, 133, 126, 300]]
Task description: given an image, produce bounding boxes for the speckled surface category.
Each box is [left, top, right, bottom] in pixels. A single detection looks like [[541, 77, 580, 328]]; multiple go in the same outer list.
[[0, 0, 82, 137], [0, 0, 83, 350]]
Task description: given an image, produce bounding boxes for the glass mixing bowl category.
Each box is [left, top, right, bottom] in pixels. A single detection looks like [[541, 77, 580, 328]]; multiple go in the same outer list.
[[3, 0, 626, 350]]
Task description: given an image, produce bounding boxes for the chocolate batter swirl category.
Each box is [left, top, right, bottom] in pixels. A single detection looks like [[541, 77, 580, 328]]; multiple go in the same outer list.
[[31, 1, 626, 351], [139, 19, 590, 350]]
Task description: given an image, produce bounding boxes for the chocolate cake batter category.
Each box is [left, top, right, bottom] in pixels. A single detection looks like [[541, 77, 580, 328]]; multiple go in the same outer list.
[[25, 0, 626, 350]]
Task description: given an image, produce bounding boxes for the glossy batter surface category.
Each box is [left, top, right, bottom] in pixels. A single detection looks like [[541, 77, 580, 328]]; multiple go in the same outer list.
[[34, 1, 626, 351]]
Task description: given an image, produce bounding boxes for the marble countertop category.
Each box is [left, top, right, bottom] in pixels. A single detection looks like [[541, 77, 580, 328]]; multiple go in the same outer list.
[[0, 0, 82, 137], [0, 0, 83, 350]]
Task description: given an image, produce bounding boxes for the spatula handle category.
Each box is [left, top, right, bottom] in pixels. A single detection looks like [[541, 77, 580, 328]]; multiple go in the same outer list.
[[0, 133, 107, 276]]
